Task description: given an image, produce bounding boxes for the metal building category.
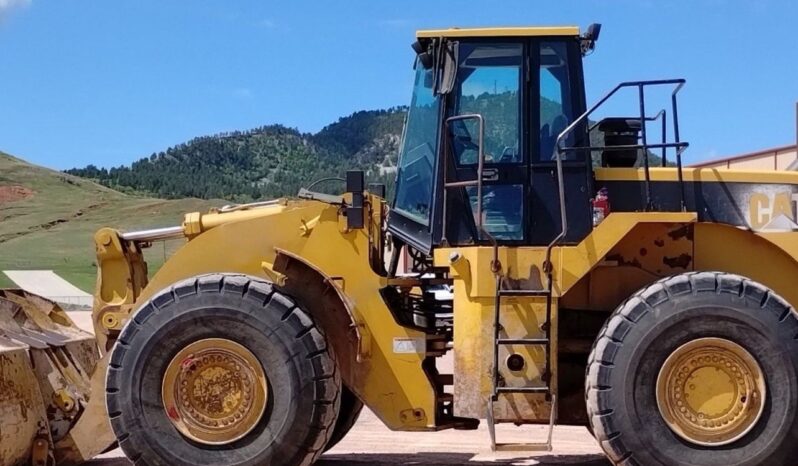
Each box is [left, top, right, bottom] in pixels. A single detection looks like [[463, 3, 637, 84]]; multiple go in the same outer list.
[[691, 144, 798, 171]]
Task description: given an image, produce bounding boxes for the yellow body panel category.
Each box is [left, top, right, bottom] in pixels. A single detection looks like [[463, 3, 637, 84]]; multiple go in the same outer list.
[[101, 198, 437, 431], [434, 213, 696, 421], [695, 223, 798, 308], [595, 166, 798, 184], [434, 212, 697, 298], [416, 26, 580, 39]]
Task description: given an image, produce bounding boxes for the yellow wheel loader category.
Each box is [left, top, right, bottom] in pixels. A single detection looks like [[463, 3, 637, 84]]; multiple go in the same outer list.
[[4, 24, 798, 466]]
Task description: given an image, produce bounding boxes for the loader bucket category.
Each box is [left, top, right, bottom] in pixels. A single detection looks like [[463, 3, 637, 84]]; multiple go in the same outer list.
[[0, 290, 114, 466]]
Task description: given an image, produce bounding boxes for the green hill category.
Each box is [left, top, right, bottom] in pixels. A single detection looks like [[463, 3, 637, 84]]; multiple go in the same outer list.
[[2, 108, 406, 294], [66, 108, 406, 202], [0, 152, 214, 292]]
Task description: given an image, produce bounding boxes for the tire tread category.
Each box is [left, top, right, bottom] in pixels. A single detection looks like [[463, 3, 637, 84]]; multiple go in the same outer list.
[[585, 271, 798, 465], [106, 273, 340, 466]]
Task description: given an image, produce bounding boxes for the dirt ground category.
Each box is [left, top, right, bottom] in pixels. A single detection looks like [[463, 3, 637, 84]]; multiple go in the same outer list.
[[68, 312, 607, 466], [0, 184, 34, 204]]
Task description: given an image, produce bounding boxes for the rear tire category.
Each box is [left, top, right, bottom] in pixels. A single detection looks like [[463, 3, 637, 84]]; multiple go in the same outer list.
[[106, 274, 341, 466], [586, 272, 798, 466]]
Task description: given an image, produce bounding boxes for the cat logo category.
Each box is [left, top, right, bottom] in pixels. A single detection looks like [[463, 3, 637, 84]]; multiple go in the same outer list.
[[748, 191, 798, 231]]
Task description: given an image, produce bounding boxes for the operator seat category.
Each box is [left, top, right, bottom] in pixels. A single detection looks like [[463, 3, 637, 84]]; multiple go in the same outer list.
[[539, 114, 570, 160]]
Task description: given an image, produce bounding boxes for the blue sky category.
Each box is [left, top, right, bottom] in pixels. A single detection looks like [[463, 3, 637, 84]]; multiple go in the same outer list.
[[0, 0, 795, 170]]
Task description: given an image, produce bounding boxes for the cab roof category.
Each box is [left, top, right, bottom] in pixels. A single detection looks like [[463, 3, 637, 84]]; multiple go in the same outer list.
[[416, 26, 580, 39]]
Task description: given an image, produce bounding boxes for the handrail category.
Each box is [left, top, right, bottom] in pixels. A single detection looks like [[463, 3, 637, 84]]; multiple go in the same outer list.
[[441, 113, 503, 272], [442, 114, 486, 242], [545, 79, 689, 275], [651, 109, 668, 167], [553, 80, 686, 160], [671, 82, 687, 210], [560, 142, 687, 153]]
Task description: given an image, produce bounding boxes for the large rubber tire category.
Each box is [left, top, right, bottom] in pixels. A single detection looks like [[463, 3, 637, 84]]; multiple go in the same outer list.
[[323, 386, 364, 452], [106, 274, 341, 466], [586, 272, 798, 466]]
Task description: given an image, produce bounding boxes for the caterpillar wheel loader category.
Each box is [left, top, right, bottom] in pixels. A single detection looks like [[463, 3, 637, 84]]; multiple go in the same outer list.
[[4, 24, 798, 466]]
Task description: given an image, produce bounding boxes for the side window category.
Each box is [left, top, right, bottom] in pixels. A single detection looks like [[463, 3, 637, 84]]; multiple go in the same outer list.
[[538, 42, 574, 160], [452, 43, 522, 165]]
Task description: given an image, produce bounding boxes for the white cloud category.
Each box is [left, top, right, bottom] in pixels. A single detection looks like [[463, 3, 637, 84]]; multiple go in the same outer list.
[[0, 0, 30, 20]]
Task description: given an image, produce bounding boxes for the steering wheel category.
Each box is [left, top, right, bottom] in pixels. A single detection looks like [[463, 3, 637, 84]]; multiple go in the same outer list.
[[499, 146, 518, 163]]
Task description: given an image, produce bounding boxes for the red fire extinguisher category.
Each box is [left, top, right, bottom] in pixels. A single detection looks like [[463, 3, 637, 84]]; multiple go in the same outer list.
[[591, 187, 611, 226]]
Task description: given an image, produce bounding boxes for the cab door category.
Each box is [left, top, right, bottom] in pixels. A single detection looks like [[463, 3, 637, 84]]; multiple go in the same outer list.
[[442, 41, 528, 245], [440, 38, 590, 247]]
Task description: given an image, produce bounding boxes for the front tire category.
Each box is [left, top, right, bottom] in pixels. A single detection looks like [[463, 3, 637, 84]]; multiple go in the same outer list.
[[586, 272, 798, 466], [106, 274, 341, 466], [323, 386, 364, 452]]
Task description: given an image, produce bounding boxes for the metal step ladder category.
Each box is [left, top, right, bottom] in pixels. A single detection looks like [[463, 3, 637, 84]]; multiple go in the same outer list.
[[486, 273, 557, 452]]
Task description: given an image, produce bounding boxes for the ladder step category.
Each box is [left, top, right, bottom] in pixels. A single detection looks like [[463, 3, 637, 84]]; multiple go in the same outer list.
[[487, 394, 557, 452], [434, 374, 454, 386], [445, 180, 479, 188], [493, 442, 553, 452], [497, 386, 550, 394], [497, 338, 548, 345], [498, 289, 550, 297]]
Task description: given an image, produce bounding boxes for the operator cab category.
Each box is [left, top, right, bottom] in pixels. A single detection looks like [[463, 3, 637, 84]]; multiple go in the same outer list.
[[389, 26, 598, 253]]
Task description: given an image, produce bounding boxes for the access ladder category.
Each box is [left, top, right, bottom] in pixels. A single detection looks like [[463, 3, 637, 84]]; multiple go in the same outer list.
[[486, 264, 557, 452]]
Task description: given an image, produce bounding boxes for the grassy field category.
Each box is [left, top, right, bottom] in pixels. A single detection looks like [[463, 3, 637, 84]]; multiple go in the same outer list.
[[0, 152, 215, 292]]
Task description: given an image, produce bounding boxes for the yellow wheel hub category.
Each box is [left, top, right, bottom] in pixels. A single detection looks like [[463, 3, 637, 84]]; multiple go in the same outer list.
[[656, 337, 766, 446], [162, 338, 268, 445]]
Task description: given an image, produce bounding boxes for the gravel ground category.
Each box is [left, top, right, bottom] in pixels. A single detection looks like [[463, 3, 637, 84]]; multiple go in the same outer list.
[[68, 311, 607, 466]]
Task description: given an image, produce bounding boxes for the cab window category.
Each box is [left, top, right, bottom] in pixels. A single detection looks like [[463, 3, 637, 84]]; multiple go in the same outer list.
[[451, 43, 523, 165], [538, 41, 575, 160]]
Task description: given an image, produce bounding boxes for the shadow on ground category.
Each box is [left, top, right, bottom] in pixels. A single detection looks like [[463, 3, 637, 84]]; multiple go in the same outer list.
[[84, 460, 130, 466], [83, 453, 608, 466], [317, 453, 610, 465]]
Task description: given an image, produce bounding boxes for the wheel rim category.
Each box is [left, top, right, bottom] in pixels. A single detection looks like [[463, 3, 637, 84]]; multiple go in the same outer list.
[[162, 338, 268, 445], [656, 337, 766, 446]]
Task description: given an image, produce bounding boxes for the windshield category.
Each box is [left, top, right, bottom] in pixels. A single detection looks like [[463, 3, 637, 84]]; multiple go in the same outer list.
[[392, 66, 441, 225]]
